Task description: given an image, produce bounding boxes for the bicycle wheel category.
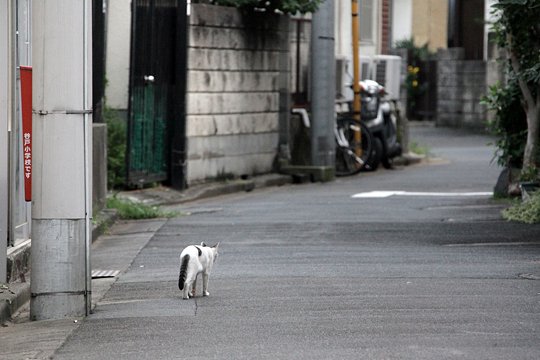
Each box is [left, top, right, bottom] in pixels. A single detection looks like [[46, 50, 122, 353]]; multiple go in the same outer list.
[[335, 117, 373, 176], [365, 136, 382, 171]]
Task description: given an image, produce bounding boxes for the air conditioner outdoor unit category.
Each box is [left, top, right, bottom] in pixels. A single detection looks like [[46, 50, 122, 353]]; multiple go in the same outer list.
[[335, 57, 349, 101], [371, 55, 402, 101], [360, 57, 372, 81], [336, 55, 402, 102]]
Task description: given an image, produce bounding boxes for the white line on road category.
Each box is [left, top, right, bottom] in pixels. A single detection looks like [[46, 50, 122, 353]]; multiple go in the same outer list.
[[444, 242, 540, 247], [352, 191, 493, 199]]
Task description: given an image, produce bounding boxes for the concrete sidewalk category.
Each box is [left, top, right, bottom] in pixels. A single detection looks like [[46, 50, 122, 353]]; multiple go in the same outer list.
[[0, 219, 165, 359]]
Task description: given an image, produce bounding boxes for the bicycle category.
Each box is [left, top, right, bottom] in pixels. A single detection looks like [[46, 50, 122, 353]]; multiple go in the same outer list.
[[334, 115, 373, 176], [291, 108, 373, 176]]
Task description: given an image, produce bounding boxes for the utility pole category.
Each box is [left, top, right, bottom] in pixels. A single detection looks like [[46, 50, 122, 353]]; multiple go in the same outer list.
[[310, 0, 335, 174], [30, 0, 92, 320]]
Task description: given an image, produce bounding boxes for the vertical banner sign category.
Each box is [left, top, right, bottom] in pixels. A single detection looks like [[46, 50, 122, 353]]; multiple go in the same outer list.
[[20, 66, 32, 202]]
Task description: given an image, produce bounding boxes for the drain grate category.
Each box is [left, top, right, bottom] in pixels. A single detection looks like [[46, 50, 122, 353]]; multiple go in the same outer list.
[[92, 270, 120, 279]]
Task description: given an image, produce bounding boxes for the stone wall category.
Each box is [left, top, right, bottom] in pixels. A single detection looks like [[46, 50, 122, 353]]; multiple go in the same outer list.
[[436, 48, 487, 129], [186, 4, 288, 184]]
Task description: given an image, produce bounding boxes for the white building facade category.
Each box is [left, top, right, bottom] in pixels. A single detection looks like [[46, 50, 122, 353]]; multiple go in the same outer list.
[[1, 0, 33, 284]]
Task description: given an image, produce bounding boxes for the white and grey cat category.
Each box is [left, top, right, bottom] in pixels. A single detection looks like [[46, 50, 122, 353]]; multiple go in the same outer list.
[[178, 242, 219, 300]]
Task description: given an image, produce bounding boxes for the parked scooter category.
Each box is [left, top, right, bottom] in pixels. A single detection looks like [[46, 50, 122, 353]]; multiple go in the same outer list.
[[359, 79, 402, 170]]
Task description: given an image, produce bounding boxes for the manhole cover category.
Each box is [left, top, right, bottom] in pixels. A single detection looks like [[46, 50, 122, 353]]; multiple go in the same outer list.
[[92, 270, 120, 279]]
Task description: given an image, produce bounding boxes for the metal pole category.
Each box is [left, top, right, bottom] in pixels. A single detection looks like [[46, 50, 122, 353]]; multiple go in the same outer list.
[[351, 0, 362, 156], [310, 0, 335, 169], [295, 20, 301, 103], [83, 0, 93, 317], [170, 0, 189, 190], [278, 15, 291, 165], [0, 0, 12, 284], [30, 0, 92, 320]]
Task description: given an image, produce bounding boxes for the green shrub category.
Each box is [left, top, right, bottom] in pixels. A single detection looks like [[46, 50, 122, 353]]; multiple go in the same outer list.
[[482, 79, 527, 168], [394, 38, 434, 119], [106, 196, 177, 220], [502, 191, 540, 224], [409, 141, 430, 156], [103, 107, 127, 189]]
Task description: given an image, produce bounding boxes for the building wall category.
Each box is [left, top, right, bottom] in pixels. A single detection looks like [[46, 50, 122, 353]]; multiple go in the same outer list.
[[436, 48, 487, 129], [105, 0, 131, 111], [381, 0, 391, 53], [0, 0, 10, 283], [412, 0, 448, 51], [392, 0, 412, 45], [484, 0, 497, 61], [360, 0, 380, 56], [9, 1, 32, 249], [186, 4, 287, 184], [335, 1, 351, 58]]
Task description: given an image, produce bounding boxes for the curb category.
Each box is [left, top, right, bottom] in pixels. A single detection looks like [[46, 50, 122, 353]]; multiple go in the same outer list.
[[393, 152, 426, 167], [1, 282, 30, 325], [92, 208, 119, 242], [118, 173, 294, 207]]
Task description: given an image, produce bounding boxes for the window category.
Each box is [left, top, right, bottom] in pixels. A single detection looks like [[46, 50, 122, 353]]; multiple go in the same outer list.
[[360, 0, 374, 42]]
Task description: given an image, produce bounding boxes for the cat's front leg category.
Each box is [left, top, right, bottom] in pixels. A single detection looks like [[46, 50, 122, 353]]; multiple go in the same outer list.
[[202, 273, 210, 296]]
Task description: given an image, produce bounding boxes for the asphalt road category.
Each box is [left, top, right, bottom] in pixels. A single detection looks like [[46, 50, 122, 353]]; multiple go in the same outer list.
[[52, 125, 540, 360]]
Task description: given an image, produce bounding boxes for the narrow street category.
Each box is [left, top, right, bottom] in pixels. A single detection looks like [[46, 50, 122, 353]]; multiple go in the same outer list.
[[3, 1, 539, 359], [3, 125, 540, 359]]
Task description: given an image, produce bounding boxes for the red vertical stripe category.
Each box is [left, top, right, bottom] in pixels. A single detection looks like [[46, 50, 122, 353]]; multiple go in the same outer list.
[[20, 66, 32, 202]]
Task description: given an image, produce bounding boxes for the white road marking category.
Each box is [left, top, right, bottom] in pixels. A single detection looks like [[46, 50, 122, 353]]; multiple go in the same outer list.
[[444, 242, 540, 247], [352, 191, 493, 199], [91, 269, 120, 278]]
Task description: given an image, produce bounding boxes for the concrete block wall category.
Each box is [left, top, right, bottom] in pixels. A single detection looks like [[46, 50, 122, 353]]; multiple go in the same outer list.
[[436, 48, 487, 129], [186, 4, 288, 184]]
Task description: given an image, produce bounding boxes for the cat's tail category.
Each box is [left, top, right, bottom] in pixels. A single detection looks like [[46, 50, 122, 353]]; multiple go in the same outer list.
[[178, 254, 190, 290]]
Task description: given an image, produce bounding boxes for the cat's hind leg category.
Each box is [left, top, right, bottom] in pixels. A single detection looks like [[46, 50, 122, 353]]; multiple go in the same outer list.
[[190, 276, 197, 298], [202, 272, 210, 296], [184, 272, 197, 299], [182, 282, 191, 299]]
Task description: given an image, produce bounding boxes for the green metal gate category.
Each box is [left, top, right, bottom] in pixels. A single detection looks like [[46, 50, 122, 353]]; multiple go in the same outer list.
[[127, 0, 187, 187]]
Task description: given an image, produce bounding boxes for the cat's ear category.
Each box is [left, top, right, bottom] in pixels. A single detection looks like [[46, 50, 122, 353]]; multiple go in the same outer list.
[[201, 242, 207, 247], [213, 242, 220, 249]]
